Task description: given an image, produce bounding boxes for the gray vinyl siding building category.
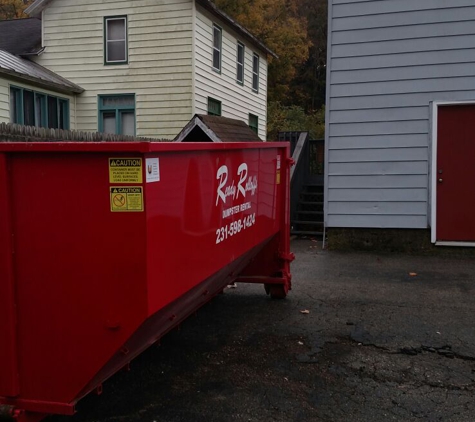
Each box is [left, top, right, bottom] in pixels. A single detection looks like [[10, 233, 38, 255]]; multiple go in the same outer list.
[[325, 0, 475, 235]]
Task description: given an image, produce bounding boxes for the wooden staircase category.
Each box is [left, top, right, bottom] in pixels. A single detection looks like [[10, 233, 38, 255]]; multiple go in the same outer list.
[[291, 184, 324, 237], [278, 131, 325, 240]]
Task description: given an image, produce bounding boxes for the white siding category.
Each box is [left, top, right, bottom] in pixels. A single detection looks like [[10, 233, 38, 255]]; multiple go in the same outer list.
[[194, 5, 268, 140], [34, 0, 194, 139], [0, 78, 9, 123], [0, 76, 76, 128], [325, 0, 475, 229]]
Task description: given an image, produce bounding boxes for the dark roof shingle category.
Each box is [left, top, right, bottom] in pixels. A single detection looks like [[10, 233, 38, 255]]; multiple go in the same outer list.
[[0, 17, 42, 56], [198, 115, 262, 142]]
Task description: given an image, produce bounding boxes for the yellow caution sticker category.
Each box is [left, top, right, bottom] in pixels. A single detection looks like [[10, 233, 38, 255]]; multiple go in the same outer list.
[[276, 171, 281, 185], [109, 158, 143, 183], [110, 187, 144, 212]]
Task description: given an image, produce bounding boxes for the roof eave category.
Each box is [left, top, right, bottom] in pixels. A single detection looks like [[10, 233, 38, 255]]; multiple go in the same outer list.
[[195, 0, 278, 59], [20, 47, 46, 57], [26, 0, 278, 59], [174, 115, 222, 143], [0, 68, 84, 95], [25, 0, 50, 16]]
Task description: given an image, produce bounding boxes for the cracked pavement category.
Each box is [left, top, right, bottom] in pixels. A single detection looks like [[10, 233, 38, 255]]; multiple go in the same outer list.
[[49, 239, 475, 422]]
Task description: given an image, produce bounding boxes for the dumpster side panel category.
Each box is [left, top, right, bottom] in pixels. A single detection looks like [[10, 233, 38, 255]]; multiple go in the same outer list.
[[0, 142, 292, 419], [0, 153, 19, 397], [239, 146, 293, 280], [9, 154, 148, 403], [145, 147, 282, 313]]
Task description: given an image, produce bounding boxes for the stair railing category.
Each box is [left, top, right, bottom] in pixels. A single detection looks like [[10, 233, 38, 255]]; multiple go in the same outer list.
[[289, 132, 310, 228]]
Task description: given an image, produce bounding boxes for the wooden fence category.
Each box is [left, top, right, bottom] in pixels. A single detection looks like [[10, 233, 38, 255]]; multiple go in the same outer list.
[[0, 123, 169, 143]]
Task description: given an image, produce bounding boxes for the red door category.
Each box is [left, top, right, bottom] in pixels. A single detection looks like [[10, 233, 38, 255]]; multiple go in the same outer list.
[[437, 105, 475, 242]]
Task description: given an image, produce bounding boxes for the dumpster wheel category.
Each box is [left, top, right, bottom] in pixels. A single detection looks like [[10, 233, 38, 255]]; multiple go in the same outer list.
[[265, 283, 288, 299]]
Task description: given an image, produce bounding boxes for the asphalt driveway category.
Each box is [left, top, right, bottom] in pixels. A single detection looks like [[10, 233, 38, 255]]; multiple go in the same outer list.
[[50, 239, 475, 422]]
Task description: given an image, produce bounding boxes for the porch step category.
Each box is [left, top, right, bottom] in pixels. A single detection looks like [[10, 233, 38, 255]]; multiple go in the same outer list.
[[300, 194, 323, 201], [296, 211, 324, 216], [291, 230, 324, 237], [299, 201, 323, 206], [291, 184, 325, 239], [292, 220, 324, 227]]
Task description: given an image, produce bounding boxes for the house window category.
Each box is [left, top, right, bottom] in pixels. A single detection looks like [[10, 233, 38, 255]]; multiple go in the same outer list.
[[208, 97, 221, 116], [252, 53, 260, 92], [9, 86, 69, 129], [212, 24, 222, 72], [237, 42, 245, 85], [9, 87, 21, 123], [249, 114, 258, 134], [98, 94, 135, 136], [105, 16, 127, 64]]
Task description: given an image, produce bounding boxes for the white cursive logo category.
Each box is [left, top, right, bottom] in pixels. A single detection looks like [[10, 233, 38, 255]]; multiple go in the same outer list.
[[216, 162, 258, 206]]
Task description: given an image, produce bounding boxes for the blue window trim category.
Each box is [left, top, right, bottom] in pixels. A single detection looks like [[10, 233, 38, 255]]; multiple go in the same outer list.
[[35, 93, 48, 128], [98, 94, 136, 135], [10, 87, 23, 124], [9, 85, 70, 129]]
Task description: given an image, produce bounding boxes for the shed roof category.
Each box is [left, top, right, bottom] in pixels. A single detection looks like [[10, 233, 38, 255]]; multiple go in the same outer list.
[[25, 0, 277, 58], [0, 49, 84, 94], [174, 114, 263, 143], [0, 18, 42, 56]]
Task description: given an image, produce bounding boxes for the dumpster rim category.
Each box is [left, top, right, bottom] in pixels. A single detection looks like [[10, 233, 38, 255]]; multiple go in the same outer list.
[[0, 142, 290, 153]]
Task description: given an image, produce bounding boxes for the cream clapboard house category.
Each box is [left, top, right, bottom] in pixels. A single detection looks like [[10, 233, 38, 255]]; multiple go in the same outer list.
[[0, 0, 275, 140]]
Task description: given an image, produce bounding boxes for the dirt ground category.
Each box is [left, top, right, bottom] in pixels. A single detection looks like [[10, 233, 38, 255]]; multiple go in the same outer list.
[[50, 239, 475, 422]]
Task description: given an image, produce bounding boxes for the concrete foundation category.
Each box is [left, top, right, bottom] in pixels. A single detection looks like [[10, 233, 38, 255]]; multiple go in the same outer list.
[[327, 228, 475, 255]]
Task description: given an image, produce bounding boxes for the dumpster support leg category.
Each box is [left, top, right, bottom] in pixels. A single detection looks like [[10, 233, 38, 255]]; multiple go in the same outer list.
[[13, 410, 47, 422]]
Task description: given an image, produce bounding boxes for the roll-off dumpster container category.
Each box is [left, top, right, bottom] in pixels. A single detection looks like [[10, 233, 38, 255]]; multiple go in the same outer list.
[[0, 141, 293, 422]]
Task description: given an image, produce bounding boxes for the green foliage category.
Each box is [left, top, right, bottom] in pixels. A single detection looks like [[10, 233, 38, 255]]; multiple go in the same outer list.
[[212, 0, 328, 134], [292, 0, 328, 111], [267, 101, 325, 140], [213, 0, 311, 104], [0, 0, 32, 19]]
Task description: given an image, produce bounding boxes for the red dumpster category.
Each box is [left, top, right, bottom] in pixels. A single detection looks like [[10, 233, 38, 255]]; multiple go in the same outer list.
[[0, 141, 293, 422]]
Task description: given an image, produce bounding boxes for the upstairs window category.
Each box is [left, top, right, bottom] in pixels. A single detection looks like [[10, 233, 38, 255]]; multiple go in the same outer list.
[[10, 86, 69, 129], [212, 24, 222, 72], [208, 97, 221, 116], [99, 94, 135, 136], [105, 16, 128, 64], [252, 53, 260, 92], [236, 42, 245, 85], [249, 114, 258, 134]]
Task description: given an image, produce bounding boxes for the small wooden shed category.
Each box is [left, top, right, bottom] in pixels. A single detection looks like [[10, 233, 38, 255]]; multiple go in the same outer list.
[[174, 114, 262, 143]]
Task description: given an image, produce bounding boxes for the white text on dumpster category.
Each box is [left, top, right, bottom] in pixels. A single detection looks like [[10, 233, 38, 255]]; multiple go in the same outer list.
[[216, 163, 258, 206]]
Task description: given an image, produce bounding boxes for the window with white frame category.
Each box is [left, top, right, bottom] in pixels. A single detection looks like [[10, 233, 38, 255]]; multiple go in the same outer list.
[[212, 24, 222, 72], [105, 16, 127, 64], [98, 94, 135, 136], [252, 53, 259, 92], [237, 42, 245, 84]]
